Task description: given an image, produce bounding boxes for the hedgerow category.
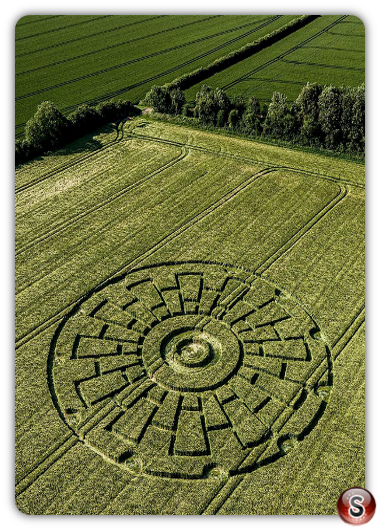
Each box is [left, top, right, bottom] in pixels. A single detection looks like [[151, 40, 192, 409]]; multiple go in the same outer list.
[[163, 16, 318, 91], [144, 82, 365, 155]]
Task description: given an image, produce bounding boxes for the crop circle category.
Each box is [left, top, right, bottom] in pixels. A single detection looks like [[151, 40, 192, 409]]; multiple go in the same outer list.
[[49, 261, 333, 479]]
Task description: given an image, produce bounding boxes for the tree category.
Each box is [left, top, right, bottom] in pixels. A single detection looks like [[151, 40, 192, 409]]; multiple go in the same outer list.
[[25, 101, 69, 151], [228, 109, 240, 129], [350, 84, 365, 151], [318, 85, 342, 149], [216, 109, 226, 128], [195, 85, 218, 124], [242, 96, 261, 133], [144, 85, 172, 113], [69, 103, 100, 136], [143, 85, 185, 115], [15, 139, 33, 166], [169, 88, 186, 115], [246, 96, 261, 117], [213, 87, 230, 125], [295, 82, 322, 143], [295, 82, 321, 122], [263, 92, 290, 139], [194, 85, 231, 125], [242, 112, 261, 134], [230, 95, 246, 117]]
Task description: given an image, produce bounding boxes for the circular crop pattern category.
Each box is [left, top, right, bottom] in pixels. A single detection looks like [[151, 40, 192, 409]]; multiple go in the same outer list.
[[49, 262, 332, 480]]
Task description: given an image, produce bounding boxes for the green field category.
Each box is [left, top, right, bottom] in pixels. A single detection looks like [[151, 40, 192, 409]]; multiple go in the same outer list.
[[15, 15, 365, 141], [15, 14, 297, 137], [15, 119, 365, 514], [186, 15, 365, 102]]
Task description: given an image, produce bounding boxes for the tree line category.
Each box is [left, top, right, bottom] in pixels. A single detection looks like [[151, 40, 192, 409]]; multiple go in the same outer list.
[[143, 82, 365, 154], [16, 99, 140, 165], [16, 80, 364, 166]]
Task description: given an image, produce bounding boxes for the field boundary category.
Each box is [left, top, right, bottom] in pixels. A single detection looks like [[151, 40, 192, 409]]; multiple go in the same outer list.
[[200, 309, 364, 515], [15, 17, 285, 104], [15, 16, 166, 59], [166, 16, 318, 91], [15, 434, 78, 497], [129, 129, 364, 189], [16, 16, 267, 78], [16, 129, 363, 346], [256, 185, 347, 274]]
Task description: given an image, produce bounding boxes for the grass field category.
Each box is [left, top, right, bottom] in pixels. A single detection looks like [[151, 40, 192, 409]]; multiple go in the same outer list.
[[185, 15, 365, 102], [15, 118, 365, 514], [15, 14, 297, 138]]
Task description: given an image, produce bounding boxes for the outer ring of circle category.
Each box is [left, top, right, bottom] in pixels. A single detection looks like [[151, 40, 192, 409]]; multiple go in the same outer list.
[[47, 260, 334, 479]]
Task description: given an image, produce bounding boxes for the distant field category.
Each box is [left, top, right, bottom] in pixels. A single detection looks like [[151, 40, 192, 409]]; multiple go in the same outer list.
[[15, 119, 364, 514], [185, 15, 365, 102], [15, 14, 297, 137]]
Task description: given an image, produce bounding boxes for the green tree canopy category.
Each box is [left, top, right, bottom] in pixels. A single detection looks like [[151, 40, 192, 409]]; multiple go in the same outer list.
[[195, 85, 231, 125], [143, 85, 186, 115], [318, 85, 342, 149], [264, 92, 290, 138], [25, 101, 69, 151]]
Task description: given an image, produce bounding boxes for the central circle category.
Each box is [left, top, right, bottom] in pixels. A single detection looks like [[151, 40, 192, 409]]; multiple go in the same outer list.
[[165, 330, 217, 372], [141, 315, 242, 392], [179, 340, 209, 367]]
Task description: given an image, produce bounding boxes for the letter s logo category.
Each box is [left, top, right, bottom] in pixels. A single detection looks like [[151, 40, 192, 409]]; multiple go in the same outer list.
[[349, 495, 365, 518]]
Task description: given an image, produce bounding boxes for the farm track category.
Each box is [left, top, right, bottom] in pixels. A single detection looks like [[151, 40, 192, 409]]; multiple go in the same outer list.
[[15, 203, 363, 507], [17, 15, 61, 27], [332, 306, 365, 352], [201, 309, 365, 515], [15, 130, 363, 345], [19, 118, 341, 257], [15, 15, 283, 139], [15, 122, 124, 194], [15, 13, 365, 513], [16, 16, 284, 103], [221, 16, 348, 91], [15, 397, 119, 497], [16, 280, 362, 507], [255, 184, 347, 274], [130, 130, 365, 189], [15, 433, 78, 497], [281, 59, 364, 72]]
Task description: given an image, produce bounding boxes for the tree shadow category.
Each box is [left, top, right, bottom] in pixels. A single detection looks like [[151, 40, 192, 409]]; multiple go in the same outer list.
[[55, 124, 116, 157]]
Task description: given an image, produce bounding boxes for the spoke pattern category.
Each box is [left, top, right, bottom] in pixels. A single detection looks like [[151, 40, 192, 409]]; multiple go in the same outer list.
[[50, 262, 332, 479]]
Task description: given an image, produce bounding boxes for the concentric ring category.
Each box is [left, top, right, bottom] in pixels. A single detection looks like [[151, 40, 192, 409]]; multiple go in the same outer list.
[[49, 261, 333, 479], [142, 315, 242, 392]]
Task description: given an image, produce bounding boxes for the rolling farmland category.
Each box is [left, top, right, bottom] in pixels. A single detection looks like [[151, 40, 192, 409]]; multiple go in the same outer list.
[[15, 14, 297, 138], [15, 119, 365, 514]]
